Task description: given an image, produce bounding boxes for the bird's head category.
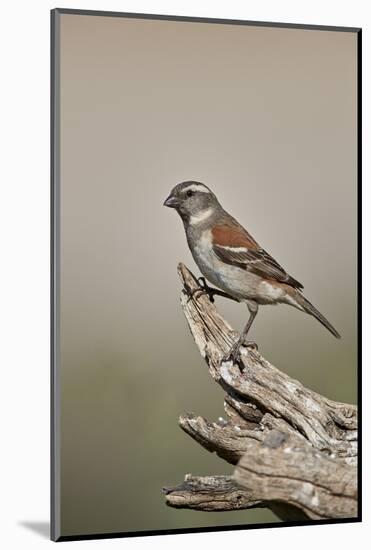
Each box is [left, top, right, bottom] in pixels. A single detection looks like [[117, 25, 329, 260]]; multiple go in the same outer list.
[[163, 181, 220, 224]]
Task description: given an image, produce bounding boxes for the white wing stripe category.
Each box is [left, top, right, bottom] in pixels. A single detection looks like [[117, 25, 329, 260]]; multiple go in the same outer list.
[[215, 245, 251, 253]]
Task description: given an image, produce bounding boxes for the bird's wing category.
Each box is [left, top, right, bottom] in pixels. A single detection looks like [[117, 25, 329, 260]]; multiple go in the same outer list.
[[211, 223, 303, 290]]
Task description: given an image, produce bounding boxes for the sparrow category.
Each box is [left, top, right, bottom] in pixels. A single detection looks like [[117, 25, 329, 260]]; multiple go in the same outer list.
[[164, 180, 340, 363]]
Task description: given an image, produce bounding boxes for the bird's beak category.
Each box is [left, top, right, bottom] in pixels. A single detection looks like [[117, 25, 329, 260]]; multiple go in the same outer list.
[[163, 194, 178, 208]]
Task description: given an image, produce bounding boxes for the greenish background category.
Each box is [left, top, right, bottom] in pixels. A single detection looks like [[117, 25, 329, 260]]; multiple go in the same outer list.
[[58, 13, 357, 536]]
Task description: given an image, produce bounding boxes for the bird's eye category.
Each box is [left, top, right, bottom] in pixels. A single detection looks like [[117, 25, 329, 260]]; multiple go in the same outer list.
[[186, 190, 194, 198]]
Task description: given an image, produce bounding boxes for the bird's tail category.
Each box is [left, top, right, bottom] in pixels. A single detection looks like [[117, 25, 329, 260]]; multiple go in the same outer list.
[[295, 293, 341, 339]]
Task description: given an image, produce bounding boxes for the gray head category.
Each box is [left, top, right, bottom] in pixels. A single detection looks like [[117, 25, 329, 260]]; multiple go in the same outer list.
[[163, 181, 221, 224]]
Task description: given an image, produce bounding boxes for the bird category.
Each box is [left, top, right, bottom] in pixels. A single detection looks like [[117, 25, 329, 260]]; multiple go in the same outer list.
[[163, 180, 340, 363]]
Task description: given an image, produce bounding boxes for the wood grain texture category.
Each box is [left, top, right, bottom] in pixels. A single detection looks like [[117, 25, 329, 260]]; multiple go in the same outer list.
[[163, 264, 358, 520], [163, 474, 262, 512]]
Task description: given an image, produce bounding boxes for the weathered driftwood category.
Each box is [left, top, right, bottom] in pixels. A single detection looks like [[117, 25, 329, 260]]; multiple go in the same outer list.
[[163, 474, 262, 512], [163, 263, 358, 521]]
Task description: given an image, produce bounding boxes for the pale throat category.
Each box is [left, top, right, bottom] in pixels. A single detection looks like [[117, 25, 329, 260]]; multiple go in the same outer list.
[[189, 207, 214, 225]]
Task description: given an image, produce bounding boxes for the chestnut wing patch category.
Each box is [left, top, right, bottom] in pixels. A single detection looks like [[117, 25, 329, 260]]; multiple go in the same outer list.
[[211, 223, 303, 289], [214, 245, 303, 289], [213, 242, 303, 290], [211, 223, 259, 249]]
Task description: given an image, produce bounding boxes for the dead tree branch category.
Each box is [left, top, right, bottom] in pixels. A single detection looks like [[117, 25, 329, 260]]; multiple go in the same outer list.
[[163, 264, 358, 521]]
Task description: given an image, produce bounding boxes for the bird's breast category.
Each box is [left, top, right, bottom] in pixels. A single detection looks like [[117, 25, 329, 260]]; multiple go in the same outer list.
[[190, 229, 221, 287]]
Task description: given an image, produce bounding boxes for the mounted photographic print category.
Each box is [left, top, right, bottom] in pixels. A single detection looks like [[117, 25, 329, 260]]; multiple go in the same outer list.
[[51, 8, 361, 541]]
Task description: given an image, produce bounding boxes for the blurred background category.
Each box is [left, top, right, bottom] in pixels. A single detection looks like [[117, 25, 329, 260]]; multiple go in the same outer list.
[[58, 13, 357, 536]]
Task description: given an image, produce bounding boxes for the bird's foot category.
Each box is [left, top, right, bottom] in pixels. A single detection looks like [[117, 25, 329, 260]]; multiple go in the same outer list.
[[187, 277, 215, 303], [221, 339, 258, 371], [222, 346, 239, 364], [242, 340, 258, 351], [221, 340, 243, 368]]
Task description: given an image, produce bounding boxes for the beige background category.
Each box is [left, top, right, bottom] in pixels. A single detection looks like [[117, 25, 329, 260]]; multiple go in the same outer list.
[[59, 13, 357, 536]]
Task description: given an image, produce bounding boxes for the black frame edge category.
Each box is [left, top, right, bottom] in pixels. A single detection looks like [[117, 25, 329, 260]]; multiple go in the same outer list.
[[53, 7, 361, 33], [356, 28, 362, 522], [56, 517, 361, 542], [51, 7, 61, 543]]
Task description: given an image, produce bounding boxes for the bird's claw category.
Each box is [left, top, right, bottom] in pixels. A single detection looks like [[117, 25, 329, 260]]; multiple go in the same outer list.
[[197, 277, 216, 302], [221, 342, 243, 366], [187, 277, 216, 303], [242, 340, 258, 351], [187, 287, 214, 303], [221, 340, 258, 370]]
